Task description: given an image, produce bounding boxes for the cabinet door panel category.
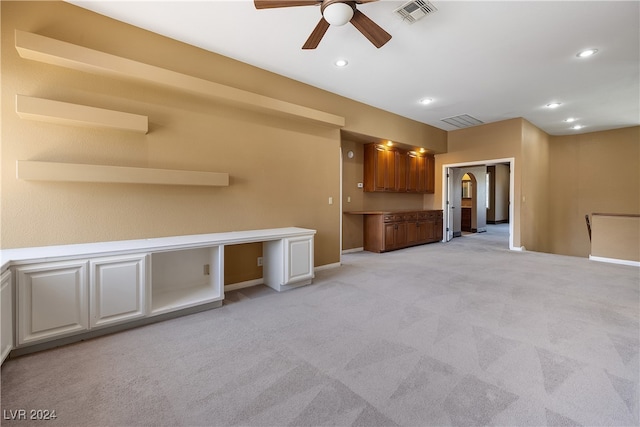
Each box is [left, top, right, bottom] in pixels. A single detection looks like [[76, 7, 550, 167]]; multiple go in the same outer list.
[[397, 222, 408, 248], [407, 155, 419, 192], [417, 156, 427, 192], [386, 150, 397, 190], [1, 271, 13, 363], [397, 151, 407, 192], [90, 255, 147, 328], [284, 236, 314, 285], [417, 221, 429, 243], [375, 147, 387, 191], [384, 223, 396, 251], [406, 222, 419, 246], [17, 261, 88, 345], [426, 155, 435, 194]]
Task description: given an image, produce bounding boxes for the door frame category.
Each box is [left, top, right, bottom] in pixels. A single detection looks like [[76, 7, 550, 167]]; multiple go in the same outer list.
[[441, 157, 516, 250]]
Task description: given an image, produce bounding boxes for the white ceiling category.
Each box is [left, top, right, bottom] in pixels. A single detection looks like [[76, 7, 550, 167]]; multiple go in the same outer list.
[[68, 0, 639, 135]]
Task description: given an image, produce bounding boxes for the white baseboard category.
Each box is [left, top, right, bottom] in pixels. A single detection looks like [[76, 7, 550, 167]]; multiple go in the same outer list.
[[224, 278, 264, 292], [589, 255, 640, 267], [342, 247, 363, 254], [225, 263, 341, 291]]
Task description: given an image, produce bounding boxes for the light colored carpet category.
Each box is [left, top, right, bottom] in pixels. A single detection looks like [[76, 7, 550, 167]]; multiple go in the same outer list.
[[1, 225, 638, 426]]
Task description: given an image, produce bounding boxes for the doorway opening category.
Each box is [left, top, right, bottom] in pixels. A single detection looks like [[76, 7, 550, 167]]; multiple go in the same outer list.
[[442, 158, 516, 250]]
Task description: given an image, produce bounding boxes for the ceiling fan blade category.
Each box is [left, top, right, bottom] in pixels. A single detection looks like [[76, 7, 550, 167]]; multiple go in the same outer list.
[[302, 18, 330, 49], [350, 8, 391, 48], [254, 0, 319, 9]]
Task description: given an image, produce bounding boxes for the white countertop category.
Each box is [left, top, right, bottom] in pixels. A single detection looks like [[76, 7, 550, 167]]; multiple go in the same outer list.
[[1, 227, 316, 271]]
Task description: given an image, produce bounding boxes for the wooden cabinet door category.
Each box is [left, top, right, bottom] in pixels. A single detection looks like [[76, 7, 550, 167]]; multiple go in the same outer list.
[[425, 155, 435, 194], [384, 149, 397, 191], [374, 146, 388, 191], [417, 155, 428, 192], [396, 151, 407, 192], [17, 260, 88, 346], [384, 222, 397, 251], [90, 254, 147, 328], [406, 221, 419, 246], [365, 144, 397, 192], [407, 155, 418, 192], [416, 220, 429, 243], [435, 211, 444, 241], [395, 221, 408, 248]]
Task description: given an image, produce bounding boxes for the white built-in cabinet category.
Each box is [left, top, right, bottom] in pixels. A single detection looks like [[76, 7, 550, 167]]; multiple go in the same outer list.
[[1, 227, 315, 359], [264, 236, 314, 291], [16, 254, 148, 345], [16, 260, 88, 345], [1, 270, 13, 363], [90, 254, 147, 328]]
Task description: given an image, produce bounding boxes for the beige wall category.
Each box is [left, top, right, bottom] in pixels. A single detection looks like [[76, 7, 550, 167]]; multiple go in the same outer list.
[[435, 118, 523, 248], [521, 119, 550, 252], [440, 120, 639, 257], [494, 164, 510, 222], [548, 127, 640, 257], [1, 1, 445, 276], [590, 214, 640, 262]]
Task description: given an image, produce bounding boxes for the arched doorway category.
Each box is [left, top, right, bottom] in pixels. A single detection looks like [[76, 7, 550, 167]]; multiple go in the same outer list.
[[461, 173, 477, 233], [443, 158, 515, 250]]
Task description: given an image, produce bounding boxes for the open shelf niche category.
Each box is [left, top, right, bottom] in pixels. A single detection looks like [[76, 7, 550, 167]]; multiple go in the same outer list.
[[150, 246, 223, 315]]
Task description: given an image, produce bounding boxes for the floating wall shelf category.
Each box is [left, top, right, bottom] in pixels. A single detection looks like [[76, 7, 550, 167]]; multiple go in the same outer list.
[[15, 30, 345, 128], [17, 161, 229, 187], [16, 95, 148, 133]]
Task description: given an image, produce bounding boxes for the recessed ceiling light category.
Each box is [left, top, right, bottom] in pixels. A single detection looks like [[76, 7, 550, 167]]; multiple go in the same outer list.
[[571, 124, 584, 130], [334, 59, 348, 67], [577, 48, 598, 58], [546, 102, 562, 109], [419, 98, 433, 105], [564, 117, 577, 123]]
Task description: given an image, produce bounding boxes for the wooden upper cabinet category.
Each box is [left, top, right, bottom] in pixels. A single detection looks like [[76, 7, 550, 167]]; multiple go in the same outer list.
[[364, 143, 398, 192], [364, 143, 434, 194]]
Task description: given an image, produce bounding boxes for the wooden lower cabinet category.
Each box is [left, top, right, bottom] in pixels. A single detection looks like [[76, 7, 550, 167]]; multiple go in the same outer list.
[[461, 207, 472, 232], [364, 210, 443, 253]]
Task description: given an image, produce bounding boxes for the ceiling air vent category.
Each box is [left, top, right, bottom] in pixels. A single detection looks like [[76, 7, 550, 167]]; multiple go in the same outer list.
[[394, 0, 438, 24], [441, 114, 484, 129]]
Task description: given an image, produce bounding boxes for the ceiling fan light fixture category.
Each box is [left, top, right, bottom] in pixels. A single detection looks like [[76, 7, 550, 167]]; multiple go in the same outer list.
[[323, 2, 354, 26]]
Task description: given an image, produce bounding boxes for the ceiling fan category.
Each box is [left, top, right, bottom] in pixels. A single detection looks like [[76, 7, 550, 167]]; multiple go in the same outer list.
[[254, 0, 392, 49]]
